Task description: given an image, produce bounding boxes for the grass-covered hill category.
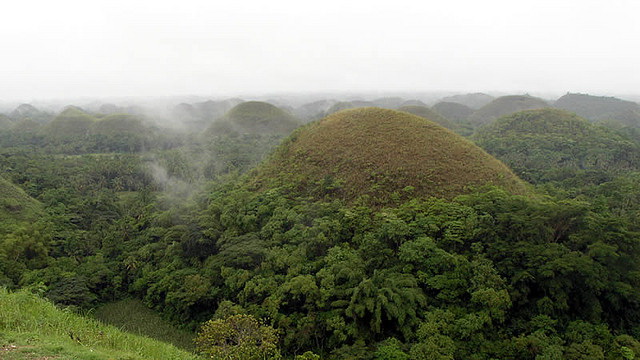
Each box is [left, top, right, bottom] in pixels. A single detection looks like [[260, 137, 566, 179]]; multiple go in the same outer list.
[[208, 101, 300, 135], [554, 93, 640, 128], [0, 176, 42, 224], [371, 97, 404, 109], [469, 95, 549, 127], [294, 99, 337, 122], [8, 104, 52, 123], [173, 99, 244, 130], [92, 114, 146, 136], [473, 108, 640, 183], [0, 289, 199, 360], [440, 92, 494, 109], [397, 105, 458, 131], [252, 107, 527, 205], [42, 107, 96, 142], [432, 101, 474, 123]]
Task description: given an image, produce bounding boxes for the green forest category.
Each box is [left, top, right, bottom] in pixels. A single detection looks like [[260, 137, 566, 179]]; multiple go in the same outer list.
[[2, 95, 640, 360]]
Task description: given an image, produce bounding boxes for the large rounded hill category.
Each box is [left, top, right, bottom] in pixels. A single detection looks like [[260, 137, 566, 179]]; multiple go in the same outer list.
[[208, 101, 300, 135], [251, 108, 527, 205], [473, 108, 640, 183]]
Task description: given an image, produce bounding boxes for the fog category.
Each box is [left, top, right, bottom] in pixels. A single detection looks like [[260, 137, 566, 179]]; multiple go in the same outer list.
[[1, 0, 639, 101]]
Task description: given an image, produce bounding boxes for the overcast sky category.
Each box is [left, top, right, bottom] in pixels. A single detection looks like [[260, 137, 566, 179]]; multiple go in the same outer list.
[[1, 0, 638, 100]]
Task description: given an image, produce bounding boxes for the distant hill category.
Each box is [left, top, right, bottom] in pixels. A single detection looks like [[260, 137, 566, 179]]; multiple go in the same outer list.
[[554, 93, 640, 128], [432, 101, 474, 123], [251, 107, 527, 205], [9, 104, 52, 123], [92, 114, 146, 136], [440, 93, 494, 109], [473, 108, 640, 183], [371, 97, 405, 109], [397, 105, 458, 131], [400, 99, 427, 107], [42, 107, 96, 142], [0, 114, 13, 130], [294, 99, 337, 122], [208, 101, 300, 135], [173, 98, 243, 130], [326, 100, 375, 115], [469, 95, 549, 127]]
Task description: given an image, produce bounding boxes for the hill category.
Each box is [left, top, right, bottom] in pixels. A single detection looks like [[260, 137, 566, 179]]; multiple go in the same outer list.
[[208, 101, 300, 135], [397, 105, 458, 131], [473, 108, 640, 183], [0, 175, 42, 224], [294, 99, 337, 122], [8, 104, 52, 123], [326, 100, 375, 115], [92, 113, 147, 136], [173, 98, 243, 130], [554, 93, 640, 127], [469, 95, 549, 127], [432, 101, 474, 123], [252, 107, 527, 205], [42, 107, 96, 142], [0, 289, 199, 360], [0, 114, 13, 130], [440, 92, 494, 109], [371, 97, 404, 109]]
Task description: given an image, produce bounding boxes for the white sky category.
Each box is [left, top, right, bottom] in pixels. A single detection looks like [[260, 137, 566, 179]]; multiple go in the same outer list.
[[1, 0, 638, 100]]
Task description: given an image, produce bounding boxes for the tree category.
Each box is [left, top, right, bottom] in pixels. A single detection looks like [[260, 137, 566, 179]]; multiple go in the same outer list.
[[195, 314, 281, 359]]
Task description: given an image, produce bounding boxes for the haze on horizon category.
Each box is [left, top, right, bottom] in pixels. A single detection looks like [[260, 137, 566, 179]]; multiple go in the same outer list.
[[1, 0, 638, 101]]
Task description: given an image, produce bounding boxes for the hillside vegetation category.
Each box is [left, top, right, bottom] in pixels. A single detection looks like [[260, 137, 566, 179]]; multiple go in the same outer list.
[[253, 107, 527, 205], [0, 176, 42, 225], [474, 108, 640, 183], [432, 101, 474, 124], [554, 93, 640, 128]]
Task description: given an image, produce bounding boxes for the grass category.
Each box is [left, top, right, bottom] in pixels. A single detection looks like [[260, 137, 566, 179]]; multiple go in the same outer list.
[[252, 107, 528, 206], [92, 299, 195, 351], [0, 289, 201, 360]]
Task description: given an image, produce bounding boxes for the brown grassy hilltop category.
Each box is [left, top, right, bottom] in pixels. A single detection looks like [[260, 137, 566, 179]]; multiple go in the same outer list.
[[251, 107, 528, 205], [208, 101, 300, 135]]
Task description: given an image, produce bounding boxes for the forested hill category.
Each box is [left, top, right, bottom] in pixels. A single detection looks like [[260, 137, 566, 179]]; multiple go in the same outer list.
[[473, 108, 640, 183]]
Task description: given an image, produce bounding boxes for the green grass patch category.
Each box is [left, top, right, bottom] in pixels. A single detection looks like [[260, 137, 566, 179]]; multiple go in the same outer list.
[[92, 299, 195, 351]]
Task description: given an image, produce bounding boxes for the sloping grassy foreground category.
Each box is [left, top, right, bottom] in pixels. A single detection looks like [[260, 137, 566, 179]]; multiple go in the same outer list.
[[93, 299, 195, 351], [0, 289, 200, 360]]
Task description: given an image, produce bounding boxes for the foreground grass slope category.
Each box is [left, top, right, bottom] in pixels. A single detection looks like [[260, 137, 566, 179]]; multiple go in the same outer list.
[[0, 289, 200, 360]]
